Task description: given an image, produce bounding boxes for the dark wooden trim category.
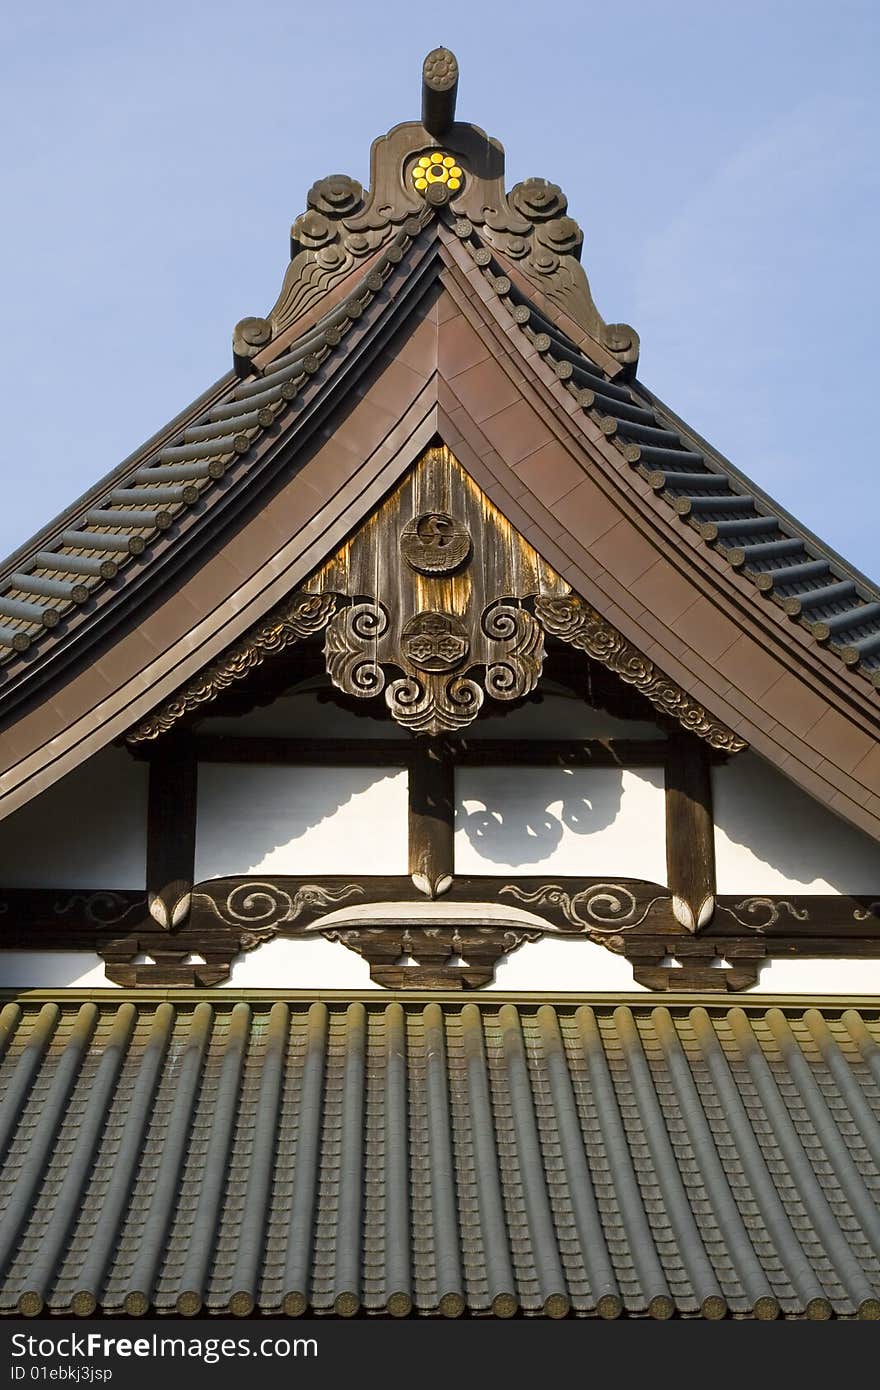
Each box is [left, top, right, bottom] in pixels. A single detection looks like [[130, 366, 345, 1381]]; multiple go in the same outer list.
[[1, 878, 879, 990], [408, 738, 454, 896], [190, 734, 671, 767], [452, 738, 671, 766], [665, 732, 716, 932], [145, 734, 197, 929], [191, 735, 414, 766]]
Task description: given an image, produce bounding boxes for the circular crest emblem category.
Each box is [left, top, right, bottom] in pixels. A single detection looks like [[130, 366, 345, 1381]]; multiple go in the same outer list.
[[400, 512, 471, 574], [411, 153, 463, 194], [401, 611, 469, 672]]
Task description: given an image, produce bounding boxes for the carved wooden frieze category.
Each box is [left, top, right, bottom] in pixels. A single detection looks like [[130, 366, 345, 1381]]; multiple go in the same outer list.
[[303, 445, 568, 734], [127, 592, 336, 744], [125, 449, 752, 748], [3, 880, 880, 990], [533, 594, 748, 754]]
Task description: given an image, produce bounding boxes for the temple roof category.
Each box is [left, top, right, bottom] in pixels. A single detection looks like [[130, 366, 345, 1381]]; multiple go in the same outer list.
[[0, 49, 877, 839], [1, 992, 879, 1320]]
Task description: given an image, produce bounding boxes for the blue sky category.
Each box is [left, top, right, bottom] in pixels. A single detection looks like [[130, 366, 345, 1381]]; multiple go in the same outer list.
[[1, 1, 878, 578]]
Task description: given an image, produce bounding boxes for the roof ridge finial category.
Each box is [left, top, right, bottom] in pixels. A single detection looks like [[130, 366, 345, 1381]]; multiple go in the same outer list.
[[422, 47, 459, 136]]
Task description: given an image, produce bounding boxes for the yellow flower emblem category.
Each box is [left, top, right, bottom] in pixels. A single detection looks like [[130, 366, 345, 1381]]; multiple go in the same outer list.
[[412, 153, 463, 195]]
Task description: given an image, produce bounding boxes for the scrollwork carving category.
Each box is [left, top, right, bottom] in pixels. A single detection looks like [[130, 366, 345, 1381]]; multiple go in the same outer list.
[[724, 897, 811, 930], [325, 601, 389, 697], [126, 591, 337, 743], [501, 882, 667, 951], [533, 594, 747, 753], [54, 892, 142, 927], [192, 881, 364, 939]]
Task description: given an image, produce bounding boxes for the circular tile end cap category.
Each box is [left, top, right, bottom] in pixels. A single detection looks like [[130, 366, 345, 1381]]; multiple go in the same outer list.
[[229, 1290, 255, 1318], [543, 1292, 570, 1319], [701, 1294, 727, 1320], [387, 1291, 412, 1318], [596, 1293, 623, 1320], [71, 1291, 98, 1318], [491, 1291, 518, 1319], [648, 1293, 675, 1320], [176, 1289, 203, 1317], [334, 1290, 360, 1318], [438, 1291, 466, 1319], [753, 1295, 780, 1321], [18, 1291, 43, 1318], [805, 1296, 832, 1321], [282, 1290, 307, 1317]]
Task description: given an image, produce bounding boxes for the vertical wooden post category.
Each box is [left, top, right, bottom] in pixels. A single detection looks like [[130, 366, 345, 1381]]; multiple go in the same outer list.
[[146, 734, 198, 929], [408, 738, 454, 898], [665, 733, 716, 932]]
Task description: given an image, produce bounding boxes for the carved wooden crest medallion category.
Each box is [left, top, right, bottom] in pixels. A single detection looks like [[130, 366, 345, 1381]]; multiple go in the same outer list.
[[304, 445, 569, 734]]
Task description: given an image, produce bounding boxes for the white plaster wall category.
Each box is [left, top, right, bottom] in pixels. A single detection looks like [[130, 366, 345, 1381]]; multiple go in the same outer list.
[[0, 746, 147, 889], [199, 690, 408, 739], [455, 765, 667, 882], [489, 937, 647, 991], [194, 764, 409, 879], [466, 688, 661, 739], [225, 936, 377, 988], [0, 953, 113, 987], [713, 752, 880, 894], [749, 959, 880, 993]]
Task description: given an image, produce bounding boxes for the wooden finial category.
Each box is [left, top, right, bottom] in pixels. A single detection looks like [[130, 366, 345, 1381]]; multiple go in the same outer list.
[[422, 48, 459, 135]]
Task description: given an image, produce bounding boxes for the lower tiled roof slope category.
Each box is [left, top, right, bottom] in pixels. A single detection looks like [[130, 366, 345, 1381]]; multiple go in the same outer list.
[[0, 993, 879, 1320]]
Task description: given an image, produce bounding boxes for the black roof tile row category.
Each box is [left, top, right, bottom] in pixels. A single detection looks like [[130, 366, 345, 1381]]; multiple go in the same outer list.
[[0, 995, 879, 1320]]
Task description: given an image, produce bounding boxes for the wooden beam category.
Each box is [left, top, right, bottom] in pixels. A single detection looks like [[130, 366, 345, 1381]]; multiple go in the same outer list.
[[192, 735, 413, 766], [146, 734, 197, 929], [665, 732, 716, 932], [408, 739, 454, 898], [190, 734, 671, 768]]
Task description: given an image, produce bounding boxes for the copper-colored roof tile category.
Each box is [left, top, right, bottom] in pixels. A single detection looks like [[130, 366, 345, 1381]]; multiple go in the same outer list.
[[629, 558, 698, 626], [590, 521, 658, 589], [761, 672, 828, 739], [807, 707, 876, 775], [437, 313, 489, 379], [513, 441, 585, 510], [852, 741, 880, 796], [480, 400, 556, 465], [390, 314, 439, 379], [715, 635, 786, 703], [448, 358, 521, 423], [676, 597, 742, 664]]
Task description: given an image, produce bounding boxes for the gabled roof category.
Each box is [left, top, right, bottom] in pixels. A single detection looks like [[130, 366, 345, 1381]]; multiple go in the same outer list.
[[2, 992, 880, 1320], [0, 49, 877, 837]]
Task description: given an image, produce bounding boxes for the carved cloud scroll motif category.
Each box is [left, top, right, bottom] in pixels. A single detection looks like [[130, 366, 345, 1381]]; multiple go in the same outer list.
[[303, 445, 569, 735]]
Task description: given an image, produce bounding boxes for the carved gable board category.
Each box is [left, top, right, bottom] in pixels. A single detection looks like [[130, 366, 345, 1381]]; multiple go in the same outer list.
[[302, 445, 568, 734]]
